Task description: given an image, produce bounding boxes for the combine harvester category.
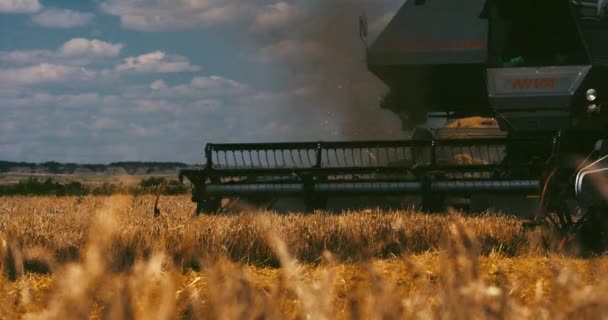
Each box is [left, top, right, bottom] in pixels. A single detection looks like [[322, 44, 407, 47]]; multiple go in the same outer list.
[[180, 0, 608, 248]]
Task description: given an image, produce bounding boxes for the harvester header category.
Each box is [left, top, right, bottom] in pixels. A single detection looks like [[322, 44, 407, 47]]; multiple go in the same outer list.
[[180, 137, 544, 214]]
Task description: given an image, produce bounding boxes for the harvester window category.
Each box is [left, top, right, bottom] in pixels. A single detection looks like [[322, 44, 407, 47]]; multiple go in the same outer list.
[[571, 0, 607, 19], [487, 0, 589, 67]]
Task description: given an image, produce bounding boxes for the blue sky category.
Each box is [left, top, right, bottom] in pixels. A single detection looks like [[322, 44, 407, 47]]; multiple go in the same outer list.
[[0, 0, 406, 163]]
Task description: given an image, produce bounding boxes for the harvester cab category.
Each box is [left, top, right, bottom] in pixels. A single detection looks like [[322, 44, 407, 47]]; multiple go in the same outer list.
[[180, 0, 608, 252]]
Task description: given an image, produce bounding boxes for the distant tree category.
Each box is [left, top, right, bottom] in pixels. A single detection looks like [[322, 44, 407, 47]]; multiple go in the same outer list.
[[44, 162, 63, 174], [63, 163, 78, 174], [0, 177, 87, 196], [0, 161, 12, 173], [60, 181, 87, 196]]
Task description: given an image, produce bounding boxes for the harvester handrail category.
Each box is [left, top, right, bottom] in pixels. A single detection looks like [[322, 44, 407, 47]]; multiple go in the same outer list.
[[205, 137, 519, 151]]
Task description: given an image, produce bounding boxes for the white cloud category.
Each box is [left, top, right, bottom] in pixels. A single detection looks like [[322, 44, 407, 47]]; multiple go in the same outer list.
[[91, 116, 122, 130], [0, 38, 123, 66], [0, 92, 121, 108], [0, 49, 52, 64], [0, 64, 95, 85], [59, 38, 123, 57], [100, 0, 399, 34], [191, 76, 248, 92], [133, 99, 175, 112], [149, 79, 167, 91], [100, 0, 255, 31], [116, 51, 201, 73], [31, 9, 94, 28], [254, 2, 298, 30], [195, 4, 244, 26], [0, 0, 41, 13], [150, 76, 249, 97]]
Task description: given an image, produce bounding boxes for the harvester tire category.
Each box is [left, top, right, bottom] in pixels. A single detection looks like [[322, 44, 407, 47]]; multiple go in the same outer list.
[[574, 206, 608, 256]]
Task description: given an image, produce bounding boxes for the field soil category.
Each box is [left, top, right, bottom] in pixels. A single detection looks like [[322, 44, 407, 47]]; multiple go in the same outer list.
[[0, 196, 606, 319]]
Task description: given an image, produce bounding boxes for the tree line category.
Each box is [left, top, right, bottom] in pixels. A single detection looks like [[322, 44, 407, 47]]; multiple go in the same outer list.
[[0, 177, 188, 196], [0, 161, 190, 174]]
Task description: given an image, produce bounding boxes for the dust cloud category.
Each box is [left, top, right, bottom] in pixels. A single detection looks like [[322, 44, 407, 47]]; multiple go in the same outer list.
[[256, 0, 407, 140]]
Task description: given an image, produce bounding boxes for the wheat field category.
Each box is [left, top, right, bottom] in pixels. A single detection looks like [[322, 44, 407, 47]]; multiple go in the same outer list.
[[0, 195, 607, 319]]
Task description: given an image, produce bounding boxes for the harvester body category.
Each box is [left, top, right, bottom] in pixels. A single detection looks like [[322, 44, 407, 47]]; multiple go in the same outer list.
[[181, 0, 608, 232], [368, 0, 608, 133]]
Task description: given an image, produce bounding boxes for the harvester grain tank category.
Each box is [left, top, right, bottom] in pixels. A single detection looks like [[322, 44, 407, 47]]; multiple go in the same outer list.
[[180, 0, 608, 250]]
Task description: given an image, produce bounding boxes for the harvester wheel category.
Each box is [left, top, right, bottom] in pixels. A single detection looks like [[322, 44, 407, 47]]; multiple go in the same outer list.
[[571, 206, 608, 256], [538, 166, 608, 255], [537, 169, 575, 229], [195, 198, 222, 216]]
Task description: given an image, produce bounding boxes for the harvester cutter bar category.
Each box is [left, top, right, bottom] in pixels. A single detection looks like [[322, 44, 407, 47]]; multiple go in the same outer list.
[[202, 180, 540, 196]]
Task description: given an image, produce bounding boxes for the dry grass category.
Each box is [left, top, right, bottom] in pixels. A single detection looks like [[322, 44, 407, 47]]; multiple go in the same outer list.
[[0, 195, 606, 319]]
